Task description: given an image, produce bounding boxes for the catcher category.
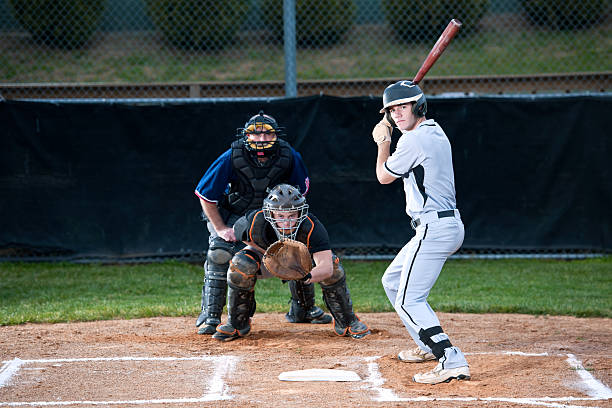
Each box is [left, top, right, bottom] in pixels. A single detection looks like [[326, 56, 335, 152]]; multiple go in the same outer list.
[[212, 183, 370, 341]]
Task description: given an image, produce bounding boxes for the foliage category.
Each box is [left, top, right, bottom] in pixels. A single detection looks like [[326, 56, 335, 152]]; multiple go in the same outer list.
[[8, 0, 106, 49], [381, 0, 490, 42], [261, 0, 357, 47], [520, 0, 609, 30], [144, 0, 248, 50]]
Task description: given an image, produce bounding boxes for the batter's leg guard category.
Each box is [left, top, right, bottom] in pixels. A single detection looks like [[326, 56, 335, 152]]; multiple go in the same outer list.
[[285, 281, 332, 324], [321, 275, 370, 339], [196, 238, 236, 334], [418, 326, 453, 360], [212, 284, 255, 342]]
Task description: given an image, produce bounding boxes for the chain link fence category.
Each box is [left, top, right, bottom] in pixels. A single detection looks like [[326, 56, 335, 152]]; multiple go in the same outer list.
[[0, 0, 610, 99]]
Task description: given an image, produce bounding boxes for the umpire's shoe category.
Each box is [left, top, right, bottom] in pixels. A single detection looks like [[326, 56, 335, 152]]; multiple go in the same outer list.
[[413, 363, 470, 384], [212, 322, 250, 342], [398, 347, 436, 363]]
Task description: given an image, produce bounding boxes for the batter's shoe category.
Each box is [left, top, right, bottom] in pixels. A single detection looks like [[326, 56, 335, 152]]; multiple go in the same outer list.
[[212, 322, 250, 342], [413, 363, 470, 384], [398, 347, 436, 363]]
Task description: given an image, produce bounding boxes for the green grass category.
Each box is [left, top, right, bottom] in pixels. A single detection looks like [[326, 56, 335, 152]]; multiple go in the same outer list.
[[1, 257, 610, 325], [1, 23, 609, 83]]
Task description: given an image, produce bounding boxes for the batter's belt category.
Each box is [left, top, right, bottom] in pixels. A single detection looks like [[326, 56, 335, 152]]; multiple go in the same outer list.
[[411, 209, 458, 229]]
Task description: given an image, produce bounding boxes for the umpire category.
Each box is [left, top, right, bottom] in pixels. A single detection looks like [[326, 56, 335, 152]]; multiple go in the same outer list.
[[194, 111, 331, 335]]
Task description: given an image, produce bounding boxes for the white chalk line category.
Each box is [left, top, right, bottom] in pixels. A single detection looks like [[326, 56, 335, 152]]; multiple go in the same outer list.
[[1, 351, 610, 407], [1, 356, 225, 364], [0, 360, 24, 388], [566, 354, 612, 399], [0, 355, 238, 406], [361, 352, 611, 407]]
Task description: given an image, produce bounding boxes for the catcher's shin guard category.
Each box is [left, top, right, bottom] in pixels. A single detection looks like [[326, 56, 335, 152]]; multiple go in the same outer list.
[[321, 276, 370, 339], [285, 281, 331, 324], [213, 284, 255, 342], [196, 260, 228, 333]]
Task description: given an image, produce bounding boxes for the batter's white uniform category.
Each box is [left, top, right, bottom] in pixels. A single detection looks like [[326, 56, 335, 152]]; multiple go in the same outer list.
[[381, 118, 468, 369]]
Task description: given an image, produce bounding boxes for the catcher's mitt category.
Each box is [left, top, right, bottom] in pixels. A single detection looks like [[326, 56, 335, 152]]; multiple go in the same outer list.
[[263, 239, 312, 281]]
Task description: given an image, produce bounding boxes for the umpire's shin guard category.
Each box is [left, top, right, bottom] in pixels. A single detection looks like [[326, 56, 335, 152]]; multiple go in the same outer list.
[[196, 260, 228, 331]]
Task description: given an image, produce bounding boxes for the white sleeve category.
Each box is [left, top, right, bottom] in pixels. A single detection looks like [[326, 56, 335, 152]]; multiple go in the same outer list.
[[384, 132, 423, 177]]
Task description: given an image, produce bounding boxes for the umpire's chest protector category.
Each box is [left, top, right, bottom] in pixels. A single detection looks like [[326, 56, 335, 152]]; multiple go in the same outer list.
[[227, 140, 293, 214]]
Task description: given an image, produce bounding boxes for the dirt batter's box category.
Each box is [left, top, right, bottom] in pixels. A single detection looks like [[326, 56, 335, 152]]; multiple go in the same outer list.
[[0, 356, 237, 404], [0, 353, 610, 405]]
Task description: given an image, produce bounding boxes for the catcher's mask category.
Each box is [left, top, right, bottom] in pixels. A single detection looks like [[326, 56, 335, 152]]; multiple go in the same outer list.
[[237, 110, 284, 165], [263, 184, 308, 240], [380, 80, 427, 121]]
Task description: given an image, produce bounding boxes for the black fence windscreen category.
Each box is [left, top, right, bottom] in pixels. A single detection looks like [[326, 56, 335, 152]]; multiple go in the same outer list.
[[1, 94, 610, 259]]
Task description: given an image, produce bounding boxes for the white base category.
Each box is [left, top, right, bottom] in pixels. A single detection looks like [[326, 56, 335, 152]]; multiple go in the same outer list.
[[278, 368, 361, 382]]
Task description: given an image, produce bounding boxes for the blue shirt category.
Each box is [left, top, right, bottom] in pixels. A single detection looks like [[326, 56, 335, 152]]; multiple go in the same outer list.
[[194, 148, 310, 203]]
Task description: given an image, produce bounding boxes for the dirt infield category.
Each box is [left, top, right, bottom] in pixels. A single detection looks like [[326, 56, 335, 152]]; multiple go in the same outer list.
[[1, 312, 611, 407]]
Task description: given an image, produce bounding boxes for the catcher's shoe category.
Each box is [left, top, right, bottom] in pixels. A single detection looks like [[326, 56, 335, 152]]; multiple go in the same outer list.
[[334, 317, 370, 339], [212, 322, 250, 342], [398, 347, 436, 363], [413, 363, 470, 384], [306, 307, 332, 324], [197, 324, 217, 335], [286, 305, 332, 324]]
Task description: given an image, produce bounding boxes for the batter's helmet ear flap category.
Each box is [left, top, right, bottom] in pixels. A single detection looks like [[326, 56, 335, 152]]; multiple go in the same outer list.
[[413, 99, 427, 117]]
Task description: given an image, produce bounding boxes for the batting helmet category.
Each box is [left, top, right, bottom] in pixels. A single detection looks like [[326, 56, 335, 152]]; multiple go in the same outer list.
[[237, 111, 285, 162], [263, 184, 309, 240], [379, 80, 427, 117]]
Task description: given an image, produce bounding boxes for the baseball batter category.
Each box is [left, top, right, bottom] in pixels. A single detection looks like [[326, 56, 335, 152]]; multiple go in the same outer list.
[[372, 80, 470, 384]]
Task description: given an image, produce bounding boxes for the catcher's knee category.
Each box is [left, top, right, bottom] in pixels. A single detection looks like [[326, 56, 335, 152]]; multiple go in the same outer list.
[[228, 249, 260, 289], [319, 254, 345, 286]]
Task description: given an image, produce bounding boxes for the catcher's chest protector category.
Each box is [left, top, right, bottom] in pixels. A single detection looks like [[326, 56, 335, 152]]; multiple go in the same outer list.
[[226, 139, 293, 214], [293, 217, 314, 247]]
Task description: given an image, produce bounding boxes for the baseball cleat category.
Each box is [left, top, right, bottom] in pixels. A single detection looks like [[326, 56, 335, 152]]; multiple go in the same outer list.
[[197, 324, 217, 335], [398, 347, 436, 363], [413, 363, 470, 384], [334, 317, 370, 339], [212, 323, 250, 342], [285, 306, 332, 324]]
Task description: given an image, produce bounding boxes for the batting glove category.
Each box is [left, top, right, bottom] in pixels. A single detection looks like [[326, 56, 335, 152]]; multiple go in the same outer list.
[[372, 115, 392, 145]]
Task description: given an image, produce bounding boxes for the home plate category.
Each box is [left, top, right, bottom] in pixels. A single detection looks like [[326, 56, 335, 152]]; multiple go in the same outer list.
[[278, 369, 361, 382]]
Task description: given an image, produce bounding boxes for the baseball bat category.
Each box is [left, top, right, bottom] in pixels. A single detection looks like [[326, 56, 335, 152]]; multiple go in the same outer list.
[[413, 19, 462, 85]]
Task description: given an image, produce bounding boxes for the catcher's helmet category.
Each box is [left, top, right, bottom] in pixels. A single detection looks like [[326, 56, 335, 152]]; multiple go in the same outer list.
[[263, 184, 309, 240], [379, 80, 427, 117], [237, 111, 284, 163]]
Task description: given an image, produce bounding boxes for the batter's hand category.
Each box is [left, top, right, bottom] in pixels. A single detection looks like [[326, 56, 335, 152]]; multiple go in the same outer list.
[[217, 227, 236, 242], [372, 115, 392, 145]]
